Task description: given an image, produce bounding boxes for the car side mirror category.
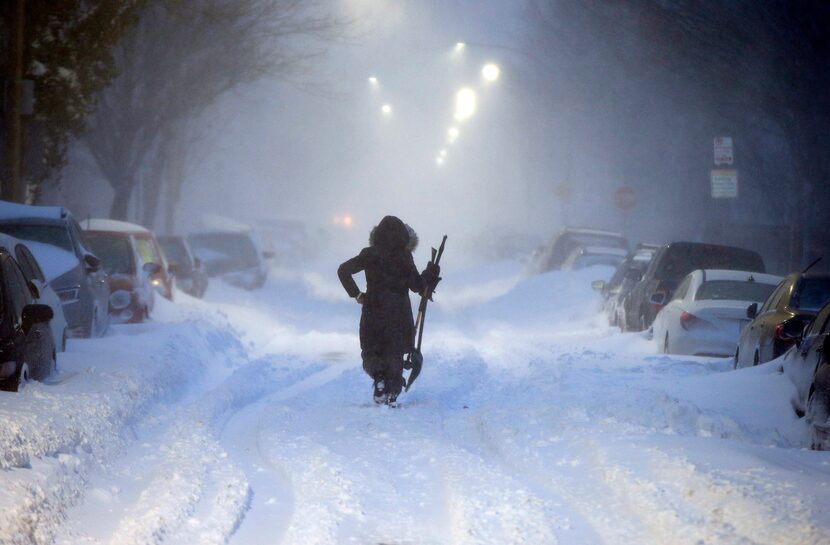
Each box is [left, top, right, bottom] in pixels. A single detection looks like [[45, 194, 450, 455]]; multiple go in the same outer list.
[[649, 292, 666, 306], [22, 303, 53, 333], [143, 262, 162, 276], [84, 253, 101, 272], [262, 250, 275, 260], [746, 302, 758, 320], [591, 280, 605, 292]]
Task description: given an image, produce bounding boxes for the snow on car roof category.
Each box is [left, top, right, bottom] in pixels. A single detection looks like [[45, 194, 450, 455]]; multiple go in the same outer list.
[[0, 200, 68, 221], [701, 269, 783, 285], [83, 218, 152, 234], [581, 246, 629, 256], [562, 227, 625, 237]]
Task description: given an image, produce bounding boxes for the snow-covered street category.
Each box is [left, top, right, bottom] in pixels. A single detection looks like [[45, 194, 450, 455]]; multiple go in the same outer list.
[[2, 261, 829, 545]]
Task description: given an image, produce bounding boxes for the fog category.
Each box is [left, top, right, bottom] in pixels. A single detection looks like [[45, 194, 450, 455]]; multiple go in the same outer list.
[[44, 0, 830, 271]]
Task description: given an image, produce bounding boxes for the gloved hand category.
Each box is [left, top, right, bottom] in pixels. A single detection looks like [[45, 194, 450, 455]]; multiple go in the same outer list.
[[422, 262, 442, 295], [355, 292, 365, 305]]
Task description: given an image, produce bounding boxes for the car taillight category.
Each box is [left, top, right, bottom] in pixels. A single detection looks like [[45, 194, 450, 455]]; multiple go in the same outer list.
[[680, 311, 698, 330], [774, 323, 797, 344]]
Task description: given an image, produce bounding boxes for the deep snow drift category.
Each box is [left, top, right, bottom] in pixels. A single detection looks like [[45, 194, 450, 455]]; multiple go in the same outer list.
[[1, 260, 828, 545]]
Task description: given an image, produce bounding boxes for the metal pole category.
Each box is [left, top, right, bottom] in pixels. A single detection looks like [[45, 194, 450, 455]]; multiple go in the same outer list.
[[5, 0, 25, 202]]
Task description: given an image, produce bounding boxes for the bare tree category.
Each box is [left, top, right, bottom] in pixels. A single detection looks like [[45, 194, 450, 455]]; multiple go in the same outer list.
[[85, 0, 346, 220]]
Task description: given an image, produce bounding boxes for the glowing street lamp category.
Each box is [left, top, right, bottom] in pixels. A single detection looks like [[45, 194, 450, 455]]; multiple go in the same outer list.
[[482, 63, 501, 83], [368, 76, 379, 86], [436, 156, 445, 166], [454, 88, 477, 121], [454, 42, 466, 52], [381, 104, 392, 116], [447, 126, 460, 143]]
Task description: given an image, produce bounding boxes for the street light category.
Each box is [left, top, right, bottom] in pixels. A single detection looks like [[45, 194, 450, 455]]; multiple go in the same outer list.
[[448, 126, 460, 143], [482, 63, 501, 83], [381, 104, 392, 116], [436, 156, 445, 166], [454, 87, 477, 121], [368, 76, 379, 86], [454, 42, 466, 52]]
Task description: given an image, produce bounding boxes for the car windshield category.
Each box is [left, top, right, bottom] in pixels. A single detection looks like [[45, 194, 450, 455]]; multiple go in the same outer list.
[[0, 223, 73, 252], [694, 280, 777, 302], [84, 233, 134, 275], [657, 245, 764, 280], [158, 238, 190, 267], [189, 233, 259, 268], [794, 278, 830, 311]]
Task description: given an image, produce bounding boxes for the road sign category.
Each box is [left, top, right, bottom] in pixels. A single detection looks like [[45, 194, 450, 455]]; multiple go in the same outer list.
[[714, 136, 734, 166], [614, 186, 636, 210], [711, 169, 738, 198]]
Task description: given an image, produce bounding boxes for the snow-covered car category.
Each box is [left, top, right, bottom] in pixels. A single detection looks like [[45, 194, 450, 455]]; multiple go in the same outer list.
[[158, 235, 209, 298], [652, 269, 782, 357], [188, 230, 271, 290], [592, 244, 660, 327], [83, 223, 159, 323], [0, 235, 70, 352], [0, 201, 109, 337], [84, 219, 173, 303], [562, 245, 627, 271], [0, 242, 57, 392], [781, 299, 830, 449], [527, 227, 629, 275]]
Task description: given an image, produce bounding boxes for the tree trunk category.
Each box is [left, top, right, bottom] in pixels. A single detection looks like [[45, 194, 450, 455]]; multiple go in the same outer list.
[[110, 182, 134, 220]]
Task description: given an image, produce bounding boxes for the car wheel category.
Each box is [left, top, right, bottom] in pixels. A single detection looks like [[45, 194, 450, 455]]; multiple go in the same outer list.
[[753, 349, 760, 366], [0, 363, 29, 392], [807, 386, 830, 450]]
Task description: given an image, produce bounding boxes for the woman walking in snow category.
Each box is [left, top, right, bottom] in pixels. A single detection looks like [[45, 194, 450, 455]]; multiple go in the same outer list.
[[338, 216, 440, 405]]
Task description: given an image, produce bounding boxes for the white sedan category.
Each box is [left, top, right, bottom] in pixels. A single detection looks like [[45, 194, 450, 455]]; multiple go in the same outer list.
[[652, 269, 782, 357]]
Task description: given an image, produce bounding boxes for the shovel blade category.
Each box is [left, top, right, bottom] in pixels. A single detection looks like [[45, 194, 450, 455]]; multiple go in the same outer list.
[[405, 349, 423, 392]]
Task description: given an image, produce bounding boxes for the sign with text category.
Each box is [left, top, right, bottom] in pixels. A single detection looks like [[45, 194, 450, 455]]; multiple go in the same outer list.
[[714, 136, 734, 166], [711, 169, 738, 198]]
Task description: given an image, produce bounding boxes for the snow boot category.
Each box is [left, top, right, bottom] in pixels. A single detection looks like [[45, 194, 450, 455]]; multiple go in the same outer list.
[[373, 378, 388, 405]]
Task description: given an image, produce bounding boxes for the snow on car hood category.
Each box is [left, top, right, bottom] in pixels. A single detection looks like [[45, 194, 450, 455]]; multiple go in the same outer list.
[[24, 240, 79, 281]]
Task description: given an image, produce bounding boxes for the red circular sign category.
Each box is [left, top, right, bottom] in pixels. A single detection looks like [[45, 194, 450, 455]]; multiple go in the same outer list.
[[614, 186, 636, 210]]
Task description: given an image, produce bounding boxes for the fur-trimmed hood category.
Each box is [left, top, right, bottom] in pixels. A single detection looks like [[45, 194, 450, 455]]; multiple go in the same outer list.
[[369, 216, 418, 253]]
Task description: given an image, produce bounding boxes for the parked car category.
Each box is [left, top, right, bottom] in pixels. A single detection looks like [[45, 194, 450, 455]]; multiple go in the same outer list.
[[780, 300, 830, 449], [188, 230, 271, 290], [83, 221, 160, 323], [735, 272, 830, 367], [0, 242, 57, 391], [158, 235, 209, 298], [84, 219, 174, 302], [0, 201, 109, 337], [622, 242, 765, 332], [0, 234, 70, 352], [651, 269, 781, 357], [561, 245, 628, 271], [527, 227, 629, 275], [593, 244, 660, 326]]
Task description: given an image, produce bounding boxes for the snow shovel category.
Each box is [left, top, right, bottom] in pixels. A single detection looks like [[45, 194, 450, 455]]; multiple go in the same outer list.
[[405, 235, 447, 392]]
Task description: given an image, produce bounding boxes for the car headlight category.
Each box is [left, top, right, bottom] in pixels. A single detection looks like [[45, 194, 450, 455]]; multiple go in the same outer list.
[[56, 287, 81, 304], [109, 289, 132, 310]]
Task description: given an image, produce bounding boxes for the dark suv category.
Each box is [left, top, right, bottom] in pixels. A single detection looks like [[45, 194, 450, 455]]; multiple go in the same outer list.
[[736, 272, 830, 367], [622, 242, 765, 332]]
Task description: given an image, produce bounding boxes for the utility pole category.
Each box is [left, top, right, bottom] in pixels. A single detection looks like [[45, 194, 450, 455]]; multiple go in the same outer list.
[[4, 0, 26, 203]]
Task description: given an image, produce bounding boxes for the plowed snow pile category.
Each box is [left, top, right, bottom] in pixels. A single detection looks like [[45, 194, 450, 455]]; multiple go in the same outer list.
[[1, 261, 828, 545]]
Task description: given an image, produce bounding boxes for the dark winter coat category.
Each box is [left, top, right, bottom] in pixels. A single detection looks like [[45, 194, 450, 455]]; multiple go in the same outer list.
[[338, 216, 428, 354]]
